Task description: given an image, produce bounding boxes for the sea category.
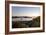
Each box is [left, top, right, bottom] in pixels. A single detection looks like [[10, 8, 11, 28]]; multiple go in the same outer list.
[[12, 18, 33, 21]]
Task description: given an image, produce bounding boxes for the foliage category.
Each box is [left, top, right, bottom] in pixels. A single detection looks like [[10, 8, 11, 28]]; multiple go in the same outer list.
[[30, 16, 40, 27]]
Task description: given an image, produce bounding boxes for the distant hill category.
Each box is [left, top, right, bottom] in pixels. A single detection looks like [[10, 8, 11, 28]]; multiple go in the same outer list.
[[12, 16, 32, 18]]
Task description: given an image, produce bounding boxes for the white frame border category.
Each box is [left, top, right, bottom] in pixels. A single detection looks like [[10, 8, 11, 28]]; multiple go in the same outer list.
[[9, 4, 43, 32]]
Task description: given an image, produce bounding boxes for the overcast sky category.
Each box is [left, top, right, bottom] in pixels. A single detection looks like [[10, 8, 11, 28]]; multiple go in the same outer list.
[[12, 6, 40, 17]]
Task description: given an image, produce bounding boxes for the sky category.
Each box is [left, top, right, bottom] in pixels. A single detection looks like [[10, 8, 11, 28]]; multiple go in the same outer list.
[[12, 6, 40, 17]]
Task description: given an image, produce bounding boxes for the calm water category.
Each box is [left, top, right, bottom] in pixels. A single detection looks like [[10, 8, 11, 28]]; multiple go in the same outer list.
[[12, 18, 33, 21]]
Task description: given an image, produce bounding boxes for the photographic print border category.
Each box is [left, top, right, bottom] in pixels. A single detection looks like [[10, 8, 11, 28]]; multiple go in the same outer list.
[[10, 4, 43, 32], [5, 1, 45, 34]]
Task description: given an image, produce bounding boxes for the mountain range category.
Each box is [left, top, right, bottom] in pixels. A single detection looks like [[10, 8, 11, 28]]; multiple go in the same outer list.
[[12, 16, 32, 18]]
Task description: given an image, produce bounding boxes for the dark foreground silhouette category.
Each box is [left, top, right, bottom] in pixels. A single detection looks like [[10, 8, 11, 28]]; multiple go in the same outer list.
[[12, 16, 40, 28]]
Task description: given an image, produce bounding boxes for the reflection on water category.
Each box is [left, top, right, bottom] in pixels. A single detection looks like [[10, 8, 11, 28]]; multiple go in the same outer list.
[[12, 18, 33, 21]]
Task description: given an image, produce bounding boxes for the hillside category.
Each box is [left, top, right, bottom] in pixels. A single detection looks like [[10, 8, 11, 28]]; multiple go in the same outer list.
[[12, 16, 40, 28]]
